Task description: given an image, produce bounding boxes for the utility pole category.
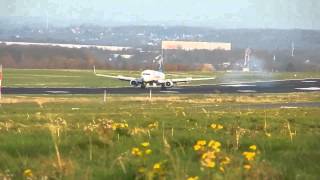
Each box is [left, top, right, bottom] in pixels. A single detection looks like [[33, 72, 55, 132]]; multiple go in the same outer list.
[[0, 64, 2, 100], [291, 41, 295, 57], [103, 89, 107, 103], [272, 55, 276, 72], [243, 48, 251, 72], [149, 88, 152, 101]]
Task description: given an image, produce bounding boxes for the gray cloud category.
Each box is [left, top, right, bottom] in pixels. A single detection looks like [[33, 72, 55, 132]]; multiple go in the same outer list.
[[1, 0, 319, 29]]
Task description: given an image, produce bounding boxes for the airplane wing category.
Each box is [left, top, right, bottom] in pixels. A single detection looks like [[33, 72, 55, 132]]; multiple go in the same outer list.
[[93, 66, 136, 81], [168, 77, 216, 83], [95, 73, 136, 81]]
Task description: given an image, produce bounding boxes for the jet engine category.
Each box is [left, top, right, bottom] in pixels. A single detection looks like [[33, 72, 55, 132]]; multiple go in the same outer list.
[[164, 80, 174, 88], [130, 80, 139, 86]]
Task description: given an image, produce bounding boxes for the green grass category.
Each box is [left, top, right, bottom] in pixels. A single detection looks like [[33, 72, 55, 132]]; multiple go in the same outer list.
[[0, 94, 320, 179], [2, 68, 320, 88]]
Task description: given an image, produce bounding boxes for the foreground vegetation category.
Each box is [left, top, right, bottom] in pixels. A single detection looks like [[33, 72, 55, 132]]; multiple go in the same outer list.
[[3, 68, 320, 88], [0, 93, 320, 179]]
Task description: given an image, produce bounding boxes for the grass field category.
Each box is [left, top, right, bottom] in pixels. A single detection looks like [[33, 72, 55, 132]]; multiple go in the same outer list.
[[0, 93, 320, 179], [2, 68, 320, 88]]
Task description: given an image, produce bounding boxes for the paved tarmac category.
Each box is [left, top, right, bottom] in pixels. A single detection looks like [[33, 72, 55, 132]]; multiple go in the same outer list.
[[2, 78, 320, 94]]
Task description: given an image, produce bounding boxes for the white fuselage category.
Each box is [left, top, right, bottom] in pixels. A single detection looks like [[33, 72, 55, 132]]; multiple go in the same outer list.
[[141, 70, 165, 82]]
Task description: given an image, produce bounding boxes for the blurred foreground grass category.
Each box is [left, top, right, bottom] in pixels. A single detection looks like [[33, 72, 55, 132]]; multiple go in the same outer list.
[[0, 93, 320, 179]]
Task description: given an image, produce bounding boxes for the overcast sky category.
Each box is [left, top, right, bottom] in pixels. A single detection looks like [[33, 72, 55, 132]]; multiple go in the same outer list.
[[1, 0, 319, 29]]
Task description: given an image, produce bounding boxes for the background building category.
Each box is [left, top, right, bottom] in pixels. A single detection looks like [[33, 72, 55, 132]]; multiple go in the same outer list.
[[162, 41, 231, 51]]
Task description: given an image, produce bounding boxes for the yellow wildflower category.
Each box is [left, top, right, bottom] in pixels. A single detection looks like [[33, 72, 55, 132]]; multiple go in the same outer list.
[[243, 151, 256, 161], [201, 158, 215, 168], [153, 163, 161, 170], [148, 122, 158, 129], [243, 164, 251, 170], [193, 144, 202, 151], [131, 147, 142, 156], [208, 140, 221, 151], [141, 142, 150, 147], [249, 145, 257, 151], [210, 123, 217, 129], [219, 166, 225, 173], [201, 151, 215, 160], [197, 140, 206, 146], [145, 149, 152, 155], [210, 123, 223, 130], [187, 176, 199, 180], [23, 169, 33, 177], [201, 151, 216, 168], [221, 156, 231, 165], [111, 124, 117, 130]]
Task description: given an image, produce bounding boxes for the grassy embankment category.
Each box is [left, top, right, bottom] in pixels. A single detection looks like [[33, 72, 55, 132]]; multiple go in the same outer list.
[[0, 93, 320, 179], [3, 68, 320, 88]]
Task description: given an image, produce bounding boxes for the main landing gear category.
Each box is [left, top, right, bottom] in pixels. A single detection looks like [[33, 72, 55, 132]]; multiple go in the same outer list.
[[140, 84, 146, 89]]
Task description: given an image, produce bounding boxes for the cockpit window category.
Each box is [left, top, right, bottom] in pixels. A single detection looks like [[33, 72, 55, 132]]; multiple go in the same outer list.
[[143, 73, 150, 75]]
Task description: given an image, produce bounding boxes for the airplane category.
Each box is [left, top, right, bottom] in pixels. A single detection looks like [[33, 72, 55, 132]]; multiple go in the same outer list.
[[93, 56, 215, 89]]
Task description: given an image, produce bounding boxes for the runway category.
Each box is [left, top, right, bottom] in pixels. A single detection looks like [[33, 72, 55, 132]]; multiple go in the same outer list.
[[2, 78, 320, 94]]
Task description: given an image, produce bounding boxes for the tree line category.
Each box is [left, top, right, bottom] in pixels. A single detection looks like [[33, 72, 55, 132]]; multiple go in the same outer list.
[[0, 45, 319, 72]]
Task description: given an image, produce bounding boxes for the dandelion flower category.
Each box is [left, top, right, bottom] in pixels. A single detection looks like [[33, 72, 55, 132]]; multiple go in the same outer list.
[[210, 123, 217, 129], [153, 163, 161, 170], [145, 149, 152, 155], [243, 151, 256, 161], [131, 147, 142, 156], [201, 158, 215, 168], [23, 169, 33, 177], [141, 142, 150, 147], [193, 144, 202, 151], [197, 140, 206, 146], [249, 145, 257, 151], [201, 151, 216, 160], [211, 123, 223, 130], [208, 140, 221, 151], [221, 156, 231, 165], [111, 124, 117, 130], [265, 132, 271, 137], [243, 164, 251, 170], [148, 122, 158, 129], [187, 176, 199, 180]]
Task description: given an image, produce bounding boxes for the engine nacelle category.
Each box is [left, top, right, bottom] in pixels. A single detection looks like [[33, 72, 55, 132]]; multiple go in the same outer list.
[[130, 80, 138, 86], [164, 80, 174, 87]]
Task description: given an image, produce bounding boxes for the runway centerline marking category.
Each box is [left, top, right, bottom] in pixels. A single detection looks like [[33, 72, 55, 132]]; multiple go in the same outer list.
[[220, 84, 256, 87], [160, 91, 179, 93], [295, 87, 320, 91], [45, 91, 70, 94], [301, 81, 317, 83], [237, 90, 257, 93]]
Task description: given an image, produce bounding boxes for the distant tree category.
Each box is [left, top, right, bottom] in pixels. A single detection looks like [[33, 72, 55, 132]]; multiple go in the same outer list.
[[0, 53, 17, 67]]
